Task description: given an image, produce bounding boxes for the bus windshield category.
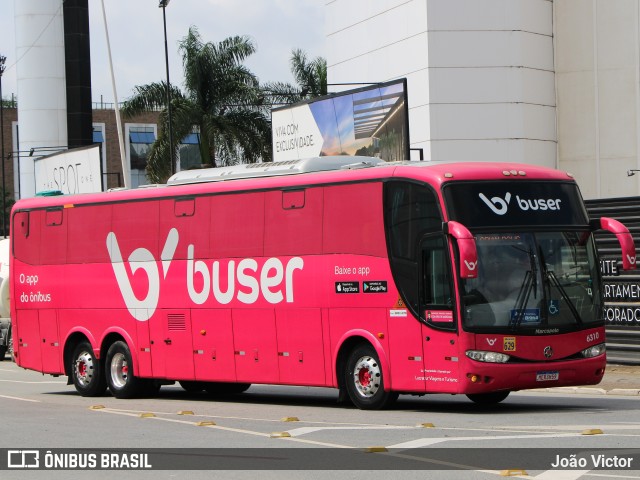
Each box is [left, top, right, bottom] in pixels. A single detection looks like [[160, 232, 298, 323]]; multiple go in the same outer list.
[[460, 232, 602, 333]]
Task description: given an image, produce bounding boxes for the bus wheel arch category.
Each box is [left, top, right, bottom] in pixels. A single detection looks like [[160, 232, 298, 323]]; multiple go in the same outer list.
[[335, 336, 397, 410]]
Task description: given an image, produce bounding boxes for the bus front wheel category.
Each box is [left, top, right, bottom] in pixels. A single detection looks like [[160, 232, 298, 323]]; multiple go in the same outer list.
[[106, 341, 144, 399], [466, 391, 510, 405], [345, 344, 398, 410], [70, 341, 107, 397]]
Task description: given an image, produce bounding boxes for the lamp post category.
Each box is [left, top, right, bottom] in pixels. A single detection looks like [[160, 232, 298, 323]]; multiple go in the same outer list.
[[159, 0, 175, 175], [0, 54, 6, 237]]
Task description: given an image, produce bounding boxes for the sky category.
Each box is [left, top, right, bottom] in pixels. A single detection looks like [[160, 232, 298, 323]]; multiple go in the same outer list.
[[0, 0, 326, 104]]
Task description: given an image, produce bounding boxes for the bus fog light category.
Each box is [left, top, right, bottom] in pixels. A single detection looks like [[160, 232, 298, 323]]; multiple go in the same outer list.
[[466, 350, 510, 363], [582, 343, 606, 358]]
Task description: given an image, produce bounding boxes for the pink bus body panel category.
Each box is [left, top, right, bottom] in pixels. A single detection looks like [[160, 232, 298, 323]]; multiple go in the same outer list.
[[191, 309, 236, 382], [10, 162, 608, 396]]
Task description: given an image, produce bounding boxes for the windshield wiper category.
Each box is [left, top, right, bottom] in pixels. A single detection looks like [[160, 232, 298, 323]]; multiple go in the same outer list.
[[545, 270, 583, 325], [510, 247, 538, 329], [536, 246, 583, 325]]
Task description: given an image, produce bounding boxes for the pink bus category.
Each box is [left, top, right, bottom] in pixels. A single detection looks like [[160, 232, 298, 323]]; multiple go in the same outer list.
[[10, 157, 636, 409]]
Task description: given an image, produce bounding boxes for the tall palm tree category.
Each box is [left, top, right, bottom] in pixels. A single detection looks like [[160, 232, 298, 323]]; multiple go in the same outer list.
[[263, 49, 327, 105], [122, 27, 271, 183]]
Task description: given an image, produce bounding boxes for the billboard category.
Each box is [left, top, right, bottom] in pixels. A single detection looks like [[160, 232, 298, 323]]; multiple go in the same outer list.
[[34, 144, 103, 195], [272, 79, 409, 162]]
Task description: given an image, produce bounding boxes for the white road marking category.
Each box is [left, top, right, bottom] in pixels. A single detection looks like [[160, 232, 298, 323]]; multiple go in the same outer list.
[[0, 394, 41, 403], [285, 425, 411, 437], [0, 379, 66, 384], [533, 471, 590, 479], [388, 432, 585, 449]]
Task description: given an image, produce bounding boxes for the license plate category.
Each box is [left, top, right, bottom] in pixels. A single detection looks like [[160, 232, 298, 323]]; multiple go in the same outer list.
[[536, 371, 559, 382]]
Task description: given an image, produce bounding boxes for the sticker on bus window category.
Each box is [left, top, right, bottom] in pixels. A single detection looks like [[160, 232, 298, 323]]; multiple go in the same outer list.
[[503, 337, 516, 352], [426, 310, 453, 322], [510, 308, 540, 324]]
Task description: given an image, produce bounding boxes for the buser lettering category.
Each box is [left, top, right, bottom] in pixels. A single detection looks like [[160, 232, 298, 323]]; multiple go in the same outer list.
[[479, 192, 562, 215], [187, 246, 304, 305], [515, 195, 561, 211]]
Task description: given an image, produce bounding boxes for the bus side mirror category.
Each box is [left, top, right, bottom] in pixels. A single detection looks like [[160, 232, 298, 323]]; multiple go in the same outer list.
[[445, 221, 478, 279], [593, 217, 637, 270]]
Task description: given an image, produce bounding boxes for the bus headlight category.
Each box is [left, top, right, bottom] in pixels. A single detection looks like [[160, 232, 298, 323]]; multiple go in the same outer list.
[[581, 343, 606, 358], [465, 350, 510, 363]]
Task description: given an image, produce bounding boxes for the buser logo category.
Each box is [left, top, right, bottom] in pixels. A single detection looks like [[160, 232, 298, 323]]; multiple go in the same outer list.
[[479, 192, 562, 215], [107, 229, 305, 321], [478, 192, 511, 215], [107, 228, 179, 321]]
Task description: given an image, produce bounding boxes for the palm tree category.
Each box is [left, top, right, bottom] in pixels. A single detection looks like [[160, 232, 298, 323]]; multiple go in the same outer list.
[[122, 27, 271, 183], [263, 49, 327, 105]]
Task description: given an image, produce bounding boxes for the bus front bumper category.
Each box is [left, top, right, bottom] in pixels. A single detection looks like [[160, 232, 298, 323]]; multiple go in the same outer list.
[[461, 354, 606, 394]]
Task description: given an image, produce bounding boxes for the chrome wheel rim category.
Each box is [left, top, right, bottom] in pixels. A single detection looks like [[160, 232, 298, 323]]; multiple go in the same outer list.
[[74, 351, 95, 387], [110, 352, 129, 389], [352, 355, 381, 398]]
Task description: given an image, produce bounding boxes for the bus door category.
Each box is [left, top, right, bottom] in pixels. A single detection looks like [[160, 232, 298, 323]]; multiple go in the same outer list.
[[149, 310, 195, 381], [419, 234, 460, 393]]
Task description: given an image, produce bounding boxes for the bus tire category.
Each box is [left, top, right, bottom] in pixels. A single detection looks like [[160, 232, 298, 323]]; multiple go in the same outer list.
[[106, 341, 144, 399], [70, 341, 107, 397], [345, 344, 398, 410], [466, 391, 510, 405], [204, 382, 251, 395]]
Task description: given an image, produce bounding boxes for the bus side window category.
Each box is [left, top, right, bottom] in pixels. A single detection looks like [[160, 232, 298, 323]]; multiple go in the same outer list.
[[384, 181, 443, 317]]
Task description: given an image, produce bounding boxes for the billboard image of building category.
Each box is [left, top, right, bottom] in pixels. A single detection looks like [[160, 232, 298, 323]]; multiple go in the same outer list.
[[272, 79, 409, 162]]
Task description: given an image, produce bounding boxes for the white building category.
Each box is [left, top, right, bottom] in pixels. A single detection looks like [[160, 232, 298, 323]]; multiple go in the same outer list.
[[326, 0, 640, 200]]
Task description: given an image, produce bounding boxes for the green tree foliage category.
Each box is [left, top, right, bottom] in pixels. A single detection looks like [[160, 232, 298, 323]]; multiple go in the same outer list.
[[122, 27, 272, 183], [263, 49, 327, 105]]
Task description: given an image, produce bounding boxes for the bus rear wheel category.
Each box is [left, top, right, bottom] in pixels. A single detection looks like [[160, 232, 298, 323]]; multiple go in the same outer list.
[[345, 344, 398, 410], [466, 391, 510, 405], [106, 341, 144, 399], [70, 341, 107, 397]]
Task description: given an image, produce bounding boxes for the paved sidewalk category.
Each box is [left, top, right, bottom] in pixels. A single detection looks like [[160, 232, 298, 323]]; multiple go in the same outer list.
[[542, 364, 640, 396]]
